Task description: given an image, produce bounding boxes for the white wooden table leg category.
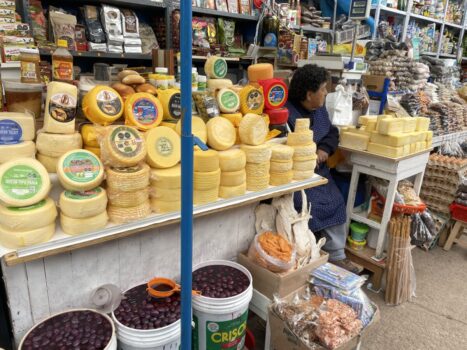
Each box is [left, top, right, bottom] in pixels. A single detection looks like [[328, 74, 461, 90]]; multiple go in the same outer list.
[[346, 168, 360, 230], [376, 178, 398, 257], [413, 171, 425, 195]]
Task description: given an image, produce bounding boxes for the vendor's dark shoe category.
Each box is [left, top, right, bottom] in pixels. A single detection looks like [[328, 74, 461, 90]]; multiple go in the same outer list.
[[332, 258, 363, 274]]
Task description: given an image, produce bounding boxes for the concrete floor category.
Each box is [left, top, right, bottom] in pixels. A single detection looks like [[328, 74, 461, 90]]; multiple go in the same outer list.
[[362, 243, 467, 350]]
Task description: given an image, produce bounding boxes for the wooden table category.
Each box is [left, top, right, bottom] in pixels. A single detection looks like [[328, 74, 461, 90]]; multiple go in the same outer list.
[[345, 246, 386, 292]]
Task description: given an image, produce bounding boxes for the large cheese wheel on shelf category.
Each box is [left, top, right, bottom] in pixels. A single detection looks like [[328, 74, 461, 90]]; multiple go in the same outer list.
[[81, 124, 100, 147], [220, 169, 246, 187], [107, 187, 149, 208], [218, 149, 246, 172], [239, 85, 264, 115], [246, 162, 270, 178], [206, 117, 236, 151], [0, 158, 51, 206], [293, 144, 317, 159], [37, 153, 58, 173], [124, 93, 163, 131], [0, 222, 55, 248], [106, 163, 150, 192], [175, 117, 207, 143], [0, 197, 57, 231], [0, 112, 35, 143], [248, 63, 273, 84], [150, 198, 181, 213], [204, 56, 228, 79], [219, 183, 246, 199], [246, 175, 270, 191], [240, 144, 271, 164], [108, 201, 151, 223], [194, 188, 218, 205], [271, 144, 294, 161], [157, 89, 182, 121], [270, 161, 293, 173], [258, 78, 288, 109], [150, 187, 181, 202], [217, 88, 240, 114], [59, 187, 108, 219], [287, 131, 314, 146], [150, 165, 181, 189], [101, 126, 147, 167], [145, 126, 181, 169], [0, 141, 36, 164], [207, 79, 233, 91], [82, 85, 124, 125], [293, 158, 317, 172], [60, 211, 108, 235], [293, 170, 315, 180], [57, 150, 104, 191], [270, 171, 293, 186], [239, 114, 268, 146], [194, 149, 219, 172], [43, 81, 78, 134], [36, 132, 82, 158], [194, 169, 221, 190], [220, 113, 243, 127]]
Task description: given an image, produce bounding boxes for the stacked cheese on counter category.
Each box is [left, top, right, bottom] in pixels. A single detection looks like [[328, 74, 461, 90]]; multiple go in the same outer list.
[[218, 149, 247, 198], [150, 165, 181, 213], [0, 112, 36, 164], [269, 145, 294, 186], [37, 82, 82, 173], [341, 115, 433, 158], [81, 124, 101, 157], [102, 125, 151, 223], [193, 149, 220, 204], [287, 118, 317, 180], [0, 158, 56, 248], [57, 149, 108, 235], [239, 114, 271, 191]]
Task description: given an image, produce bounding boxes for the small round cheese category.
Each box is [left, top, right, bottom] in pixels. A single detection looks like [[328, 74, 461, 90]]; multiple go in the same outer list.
[[0, 222, 55, 248], [0, 141, 36, 164], [218, 148, 246, 172], [150, 187, 181, 202], [0, 197, 57, 231], [59, 187, 108, 219], [175, 117, 207, 143], [194, 188, 218, 205], [150, 199, 181, 213], [108, 201, 151, 224], [239, 113, 268, 146], [107, 187, 149, 208], [204, 56, 228, 79], [101, 126, 147, 167], [37, 153, 59, 173], [293, 170, 315, 180], [106, 163, 150, 192], [206, 117, 236, 151], [270, 171, 293, 186], [217, 88, 240, 114], [57, 150, 105, 191], [219, 183, 247, 199], [150, 165, 181, 189], [145, 126, 181, 169], [82, 85, 124, 125], [240, 144, 271, 164], [194, 169, 221, 191], [194, 149, 219, 172], [220, 169, 246, 187], [36, 132, 82, 158], [124, 93, 163, 131], [61, 211, 108, 235], [246, 175, 270, 191]]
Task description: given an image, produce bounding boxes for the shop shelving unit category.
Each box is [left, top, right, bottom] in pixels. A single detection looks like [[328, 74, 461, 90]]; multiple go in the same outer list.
[[371, 0, 467, 60]]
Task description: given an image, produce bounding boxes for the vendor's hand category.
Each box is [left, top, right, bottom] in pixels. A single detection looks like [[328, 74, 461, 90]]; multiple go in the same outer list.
[[317, 149, 329, 164]]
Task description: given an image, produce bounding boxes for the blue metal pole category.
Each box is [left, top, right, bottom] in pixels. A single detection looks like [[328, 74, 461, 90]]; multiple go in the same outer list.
[[180, 0, 193, 347]]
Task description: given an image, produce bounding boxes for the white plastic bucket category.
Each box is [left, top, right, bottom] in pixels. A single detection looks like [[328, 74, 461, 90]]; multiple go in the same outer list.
[[192, 260, 253, 350], [18, 308, 117, 350], [111, 286, 181, 350]]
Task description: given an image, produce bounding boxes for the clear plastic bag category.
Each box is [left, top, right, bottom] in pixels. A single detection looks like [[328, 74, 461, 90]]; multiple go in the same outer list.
[[247, 232, 296, 273]]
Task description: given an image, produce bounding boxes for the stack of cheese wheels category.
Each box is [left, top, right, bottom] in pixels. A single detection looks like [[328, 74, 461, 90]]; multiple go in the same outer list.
[[145, 126, 182, 213], [287, 118, 317, 180], [0, 158, 56, 248], [220, 112, 243, 145], [193, 149, 220, 205], [218, 148, 247, 199], [239, 114, 271, 191], [81, 124, 101, 158], [101, 125, 151, 223], [56, 149, 108, 235], [150, 165, 181, 213], [0, 112, 36, 165], [37, 82, 82, 173], [269, 144, 295, 186]]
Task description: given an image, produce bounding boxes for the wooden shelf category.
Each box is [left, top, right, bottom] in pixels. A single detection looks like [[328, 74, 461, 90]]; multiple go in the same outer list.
[[39, 49, 152, 60], [3, 175, 327, 266]]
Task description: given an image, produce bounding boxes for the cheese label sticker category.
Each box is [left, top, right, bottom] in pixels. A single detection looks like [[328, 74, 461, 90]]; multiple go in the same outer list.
[[64, 187, 102, 200], [132, 97, 159, 126], [169, 93, 182, 119], [62, 151, 101, 183], [0, 119, 22, 144], [110, 126, 143, 158], [97, 90, 122, 116], [246, 89, 263, 110], [1, 165, 43, 200], [49, 93, 77, 123], [220, 91, 239, 110], [155, 136, 173, 157], [268, 85, 286, 107], [213, 59, 227, 78], [7, 199, 45, 211]]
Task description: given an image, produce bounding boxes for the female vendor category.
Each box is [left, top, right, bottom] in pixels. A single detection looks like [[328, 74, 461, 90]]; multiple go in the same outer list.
[[286, 64, 361, 274]]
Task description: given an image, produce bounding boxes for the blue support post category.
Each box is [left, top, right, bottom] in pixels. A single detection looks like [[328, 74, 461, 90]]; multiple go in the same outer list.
[[366, 78, 390, 114], [180, 0, 193, 347]]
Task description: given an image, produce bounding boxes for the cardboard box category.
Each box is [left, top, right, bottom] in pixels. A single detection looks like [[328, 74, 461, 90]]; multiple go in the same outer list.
[[268, 285, 380, 350], [362, 74, 387, 93], [237, 251, 328, 300]]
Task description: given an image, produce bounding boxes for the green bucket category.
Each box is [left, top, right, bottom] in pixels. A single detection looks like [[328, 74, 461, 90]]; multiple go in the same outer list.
[[350, 222, 369, 242]]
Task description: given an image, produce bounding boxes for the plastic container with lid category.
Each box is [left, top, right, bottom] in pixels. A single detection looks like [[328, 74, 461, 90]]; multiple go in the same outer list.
[[192, 67, 198, 91], [19, 48, 41, 84], [350, 221, 369, 242], [197, 75, 207, 91], [167, 75, 175, 89], [348, 236, 366, 251], [52, 39, 73, 82], [3, 80, 43, 119], [155, 67, 168, 75]]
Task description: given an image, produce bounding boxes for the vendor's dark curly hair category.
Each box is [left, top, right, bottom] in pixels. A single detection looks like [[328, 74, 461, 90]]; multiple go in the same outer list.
[[288, 64, 329, 104]]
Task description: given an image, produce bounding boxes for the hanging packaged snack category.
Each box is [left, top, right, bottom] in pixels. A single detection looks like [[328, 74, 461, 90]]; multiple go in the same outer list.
[[100, 125, 147, 167], [192, 17, 209, 48], [29, 0, 47, 44], [49, 11, 77, 50], [121, 9, 140, 38], [217, 18, 235, 47], [74, 24, 87, 51], [205, 17, 217, 45], [101, 5, 124, 48], [81, 5, 106, 49]]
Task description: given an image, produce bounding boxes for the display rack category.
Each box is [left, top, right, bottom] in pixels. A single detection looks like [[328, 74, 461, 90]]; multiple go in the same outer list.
[[431, 130, 467, 147]]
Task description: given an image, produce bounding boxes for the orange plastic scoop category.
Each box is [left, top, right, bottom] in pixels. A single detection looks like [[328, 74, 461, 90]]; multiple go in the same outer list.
[[147, 277, 201, 298]]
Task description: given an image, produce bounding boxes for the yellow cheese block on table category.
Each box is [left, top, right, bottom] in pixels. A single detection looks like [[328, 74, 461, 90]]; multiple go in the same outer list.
[[425, 130, 433, 142], [367, 142, 404, 158], [366, 120, 377, 132], [340, 132, 369, 151], [403, 144, 411, 156], [369, 132, 411, 147], [426, 138, 432, 148], [375, 115, 393, 131], [401, 117, 417, 133], [358, 115, 377, 126], [353, 127, 370, 136], [377, 118, 404, 135], [410, 143, 416, 153], [415, 117, 430, 131], [415, 131, 426, 142]]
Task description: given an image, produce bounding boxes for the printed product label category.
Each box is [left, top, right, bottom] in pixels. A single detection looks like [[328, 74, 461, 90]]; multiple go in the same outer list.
[[213, 59, 227, 78], [7, 199, 45, 211], [193, 310, 248, 350], [48, 93, 77, 123], [268, 84, 286, 107], [64, 187, 102, 200], [169, 93, 182, 119], [155, 136, 173, 157], [20, 61, 38, 80], [1, 165, 43, 200], [97, 90, 122, 116], [131, 97, 159, 126], [0, 119, 22, 144], [110, 126, 143, 158], [52, 60, 73, 81], [246, 89, 263, 111], [220, 91, 239, 110], [61, 151, 101, 183]]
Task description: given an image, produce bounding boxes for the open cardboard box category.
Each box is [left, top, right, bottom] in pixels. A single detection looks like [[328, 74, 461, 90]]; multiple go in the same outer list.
[[362, 74, 387, 93], [237, 251, 328, 300], [268, 285, 381, 350]]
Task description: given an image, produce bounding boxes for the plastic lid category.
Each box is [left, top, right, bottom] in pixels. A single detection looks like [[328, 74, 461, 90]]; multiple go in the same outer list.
[[20, 48, 39, 54], [192, 67, 197, 73], [3, 80, 43, 91], [197, 75, 207, 83], [146, 277, 200, 298], [57, 39, 68, 48], [155, 67, 168, 74], [350, 222, 369, 234]]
